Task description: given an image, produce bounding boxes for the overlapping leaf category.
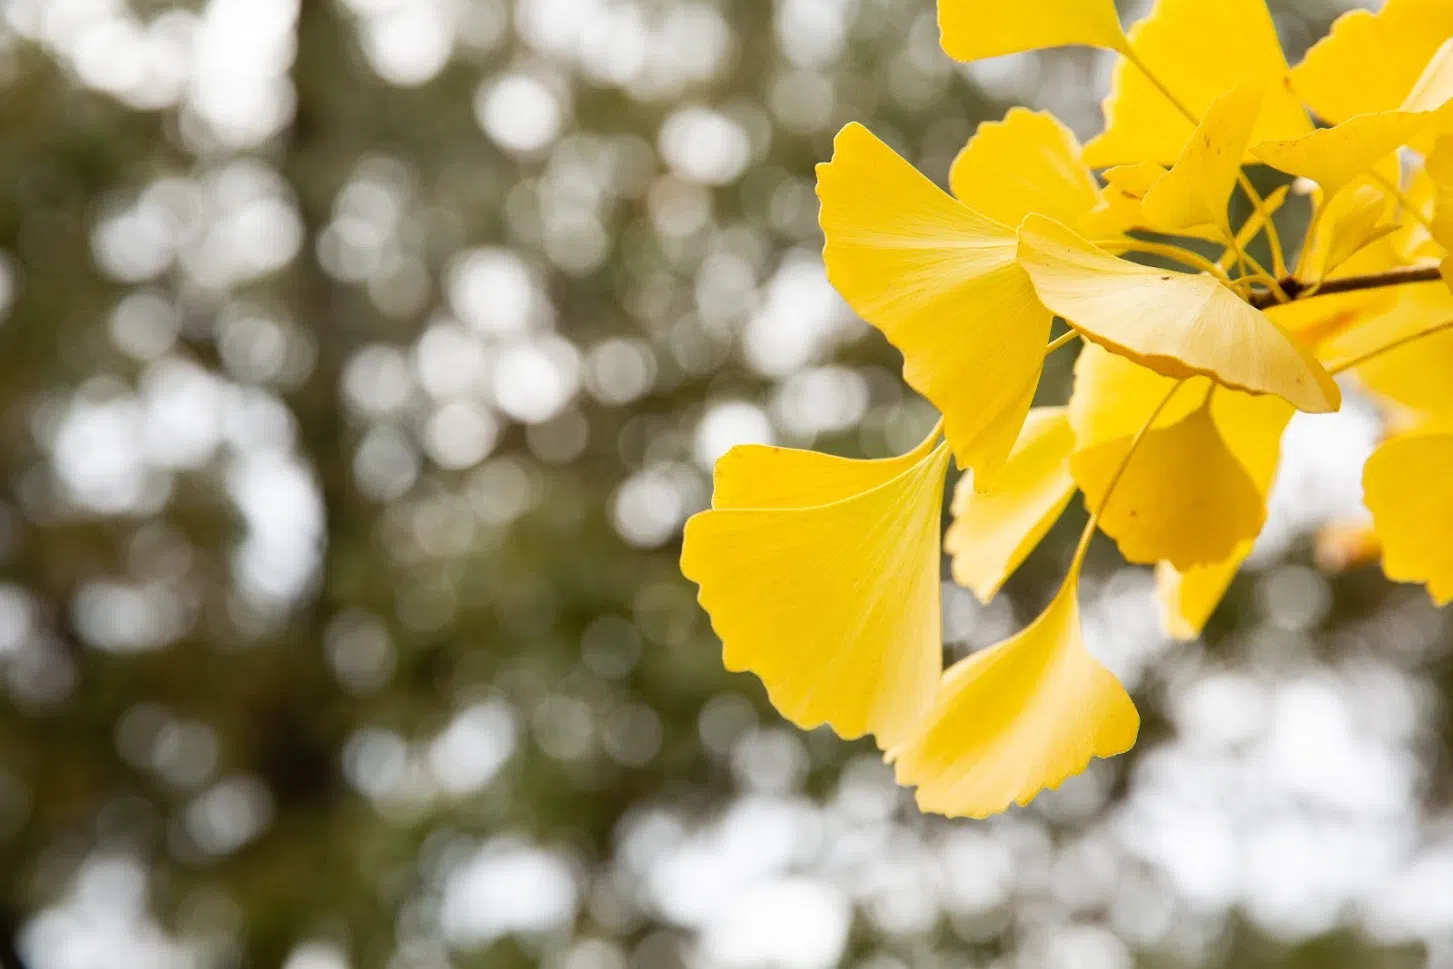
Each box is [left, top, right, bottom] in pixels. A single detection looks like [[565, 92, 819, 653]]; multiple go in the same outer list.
[[681, 433, 951, 748], [1017, 215, 1340, 413], [819, 123, 1051, 489], [1085, 0, 1311, 167], [945, 407, 1077, 603], [889, 560, 1139, 819]]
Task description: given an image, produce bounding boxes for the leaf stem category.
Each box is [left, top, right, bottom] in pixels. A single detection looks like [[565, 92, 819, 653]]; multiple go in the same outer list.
[[1240, 176, 1289, 279], [1226, 231, 1288, 301], [1045, 331, 1081, 355]]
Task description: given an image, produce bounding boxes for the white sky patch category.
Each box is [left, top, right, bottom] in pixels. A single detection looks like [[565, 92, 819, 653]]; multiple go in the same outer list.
[[439, 838, 578, 947]]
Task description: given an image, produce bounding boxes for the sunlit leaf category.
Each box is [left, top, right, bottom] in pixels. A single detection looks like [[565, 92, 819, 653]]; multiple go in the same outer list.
[[1252, 111, 1430, 204], [1017, 214, 1340, 413], [1142, 86, 1262, 234], [1365, 428, 1453, 605], [1292, 1, 1453, 125], [1072, 399, 1266, 569], [949, 108, 1102, 233], [681, 432, 952, 748], [1069, 344, 1291, 634], [1084, 0, 1310, 167], [1082, 162, 1170, 238], [888, 559, 1138, 819], [945, 407, 1077, 603], [937, 0, 1128, 62], [818, 123, 1051, 489]]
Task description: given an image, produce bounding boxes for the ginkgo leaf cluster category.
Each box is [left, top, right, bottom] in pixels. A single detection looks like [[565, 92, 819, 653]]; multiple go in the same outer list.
[[681, 0, 1453, 820]]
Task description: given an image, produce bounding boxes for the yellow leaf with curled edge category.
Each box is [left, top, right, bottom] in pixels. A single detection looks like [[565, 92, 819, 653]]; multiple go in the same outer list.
[[680, 430, 952, 749], [1251, 111, 1431, 204], [1364, 428, 1453, 606], [1016, 214, 1341, 414], [1068, 344, 1292, 636], [1292, 1, 1453, 126], [818, 123, 1051, 491], [1071, 398, 1266, 570], [949, 108, 1102, 234], [1083, 0, 1311, 167], [887, 556, 1138, 819], [1141, 86, 1262, 234], [945, 407, 1077, 604], [936, 0, 1128, 62]]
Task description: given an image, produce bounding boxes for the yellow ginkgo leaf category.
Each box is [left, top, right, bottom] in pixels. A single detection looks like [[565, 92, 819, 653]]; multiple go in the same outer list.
[[1151, 393, 1290, 637], [1068, 343, 1292, 478], [1401, 39, 1453, 154], [1071, 399, 1267, 570], [1364, 429, 1453, 605], [1153, 402, 1290, 636], [680, 432, 952, 748], [819, 123, 1051, 489], [1017, 214, 1341, 413], [1394, 164, 1446, 262], [1068, 343, 1205, 447], [1292, 0, 1453, 126], [888, 558, 1139, 819], [1142, 86, 1262, 234], [1083, 0, 1311, 168], [1252, 111, 1430, 204], [1067, 343, 1290, 635], [949, 108, 1101, 233], [937, 0, 1128, 62], [1326, 281, 1453, 421], [711, 438, 932, 511], [1155, 552, 1248, 641], [1298, 178, 1399, 282], [1081, 162, 1169, 238], [1402, 39, 1453, 114], [945, 407, 1077, 603], [1314, 202, 1453, 416], [1426, 135, 1453, 249], [1265, 288, 1394, 352]]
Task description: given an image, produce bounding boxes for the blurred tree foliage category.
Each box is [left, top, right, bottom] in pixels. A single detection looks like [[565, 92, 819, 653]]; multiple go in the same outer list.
[[0, 2, 1447, 969]]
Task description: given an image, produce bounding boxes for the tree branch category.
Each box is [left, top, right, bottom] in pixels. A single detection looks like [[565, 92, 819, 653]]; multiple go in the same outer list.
[[1247, 264, 1444, 309]]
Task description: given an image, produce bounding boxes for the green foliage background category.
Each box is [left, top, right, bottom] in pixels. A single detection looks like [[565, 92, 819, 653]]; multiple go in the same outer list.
[[0, 1, 1447, 968]]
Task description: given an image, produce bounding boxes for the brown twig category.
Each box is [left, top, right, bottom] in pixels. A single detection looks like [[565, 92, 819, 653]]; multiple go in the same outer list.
[[1247, 264, 1444, 309]]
